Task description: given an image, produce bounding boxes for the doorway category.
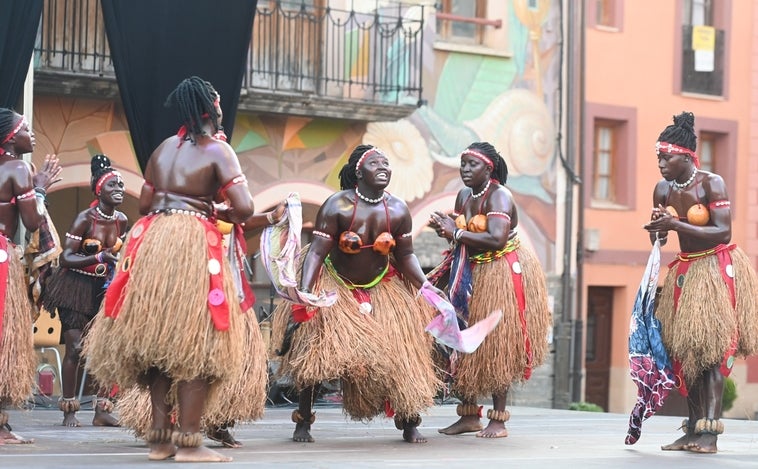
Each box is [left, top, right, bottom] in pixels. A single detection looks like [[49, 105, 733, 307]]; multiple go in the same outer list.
[[585, 286, 614, 411]]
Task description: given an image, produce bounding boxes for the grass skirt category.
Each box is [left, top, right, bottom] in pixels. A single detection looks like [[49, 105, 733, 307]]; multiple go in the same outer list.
[[116, 310, 268, 437], [83, 214, 248, 404], [655, 246, 758, 381], [453, 245, 551, 401], [0, 247, 37, 407], [42, 268, 105, 331], [271, 257, 440, 420]]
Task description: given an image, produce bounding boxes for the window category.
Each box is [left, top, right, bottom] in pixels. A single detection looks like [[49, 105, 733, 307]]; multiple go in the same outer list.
[[693, 116, 737, 209], [677, 0, 726, 96], [698, 132, 715, 172], [593, 123, 615, 202], [584, 103, 637, 209], [587, 0, 623, 30], [437, 0, 487, 45]]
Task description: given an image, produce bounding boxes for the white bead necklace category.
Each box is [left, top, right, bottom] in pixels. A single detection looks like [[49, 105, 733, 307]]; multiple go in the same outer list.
[[95, 205, 116, 220], [471, 179, 491, 199], [672, 169, 697, 190], [355, 188, 384, 204]]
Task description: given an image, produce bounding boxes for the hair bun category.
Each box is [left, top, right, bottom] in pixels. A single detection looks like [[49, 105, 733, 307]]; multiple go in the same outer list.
[[90, 154, 112, 176], [672, 111, 695, 133]]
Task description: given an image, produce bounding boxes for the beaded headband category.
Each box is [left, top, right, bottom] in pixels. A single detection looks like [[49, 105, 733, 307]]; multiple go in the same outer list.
[[461, 149, 494, 170], [1, 116, 26, 145], [95, 171, 123, 195], [655, 141, 700, 168], [355, 147, 385, 171]]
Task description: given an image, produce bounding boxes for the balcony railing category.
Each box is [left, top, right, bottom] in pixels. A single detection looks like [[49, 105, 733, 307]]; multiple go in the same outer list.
[[33, 0, 425, 121]]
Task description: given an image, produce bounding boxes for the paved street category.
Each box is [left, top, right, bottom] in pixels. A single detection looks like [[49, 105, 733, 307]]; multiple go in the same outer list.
[[2, 402, 758, 468]]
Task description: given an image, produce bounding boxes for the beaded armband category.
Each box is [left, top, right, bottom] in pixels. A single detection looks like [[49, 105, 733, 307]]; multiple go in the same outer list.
[[400, 232, 412, 238], [708, 200, 730, 209], [65, 232, 83, 241], [486, 211, 511, 221], [15, 189, 36, 200], [313, 230, 332, 240]]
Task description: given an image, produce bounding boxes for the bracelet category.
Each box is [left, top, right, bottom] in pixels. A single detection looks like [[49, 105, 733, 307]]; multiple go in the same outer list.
[[266, 211, 275, 225], [453, 228, 464, 241], [95, 252, 104, 263], [34, 186, 47, 196]]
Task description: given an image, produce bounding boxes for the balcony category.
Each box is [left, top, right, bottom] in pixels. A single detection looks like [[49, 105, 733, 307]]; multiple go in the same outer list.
[[33, 0, 425, 121]]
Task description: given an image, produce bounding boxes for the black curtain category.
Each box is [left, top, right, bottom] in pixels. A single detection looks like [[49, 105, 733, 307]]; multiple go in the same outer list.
[[0, 0, 43, 109], [100, 0, 258, 171]]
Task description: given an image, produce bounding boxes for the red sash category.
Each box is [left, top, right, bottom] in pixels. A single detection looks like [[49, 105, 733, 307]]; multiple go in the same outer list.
[[504, 250, 533, 380], [104, 214, 232, 331]]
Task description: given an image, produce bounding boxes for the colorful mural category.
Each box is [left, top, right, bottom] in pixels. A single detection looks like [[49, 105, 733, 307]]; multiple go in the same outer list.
[[33, 0, 561, 272]]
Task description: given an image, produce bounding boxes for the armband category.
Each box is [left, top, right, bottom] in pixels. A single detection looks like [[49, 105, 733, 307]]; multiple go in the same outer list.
[[708, 200, 730, 209], [313, 230, 332, 240], [486, 211, 511, 221]]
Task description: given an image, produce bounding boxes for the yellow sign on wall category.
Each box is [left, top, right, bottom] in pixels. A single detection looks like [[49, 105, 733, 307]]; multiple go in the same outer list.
[[692, 25, 715, 51]]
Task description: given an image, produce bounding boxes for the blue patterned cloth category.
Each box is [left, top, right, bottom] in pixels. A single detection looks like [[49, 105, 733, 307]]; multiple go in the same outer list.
[[625, 239, 676, 445]]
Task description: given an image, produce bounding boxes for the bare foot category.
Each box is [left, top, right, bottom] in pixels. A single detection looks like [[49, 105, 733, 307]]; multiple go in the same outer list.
[[476, 420, 508, 438], [148, 442, 177, 460], [402, 426, 427, 443], [661, 434, 693, 451], [687, 434, 718, 454], [438, 416, 483, 435], [61, 412, 81, 427], [207, 426, 242, 448], [0, 426, 34, 444], [93, 408, 120, 427], [293, 421, 314, 443], [175, 445, 232, 462]]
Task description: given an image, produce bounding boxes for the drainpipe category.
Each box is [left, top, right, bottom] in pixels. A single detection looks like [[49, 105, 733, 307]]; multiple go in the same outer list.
[[564, 0, 585, 404]]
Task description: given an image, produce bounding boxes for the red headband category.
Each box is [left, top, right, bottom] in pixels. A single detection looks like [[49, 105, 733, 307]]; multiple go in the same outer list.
[[95, 171, 122, 195], [355, 147, 385, 171], [655, 141, 700, 168], [461, 149, 494, 170], [0, 117, 27, 155]]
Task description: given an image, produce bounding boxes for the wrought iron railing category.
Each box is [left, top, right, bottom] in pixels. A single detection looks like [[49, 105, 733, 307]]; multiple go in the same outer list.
[[33, 0, 425, 107]]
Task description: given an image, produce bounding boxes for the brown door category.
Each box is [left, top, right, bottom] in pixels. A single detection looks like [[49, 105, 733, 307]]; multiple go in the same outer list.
[[585, 286, 613, 411]]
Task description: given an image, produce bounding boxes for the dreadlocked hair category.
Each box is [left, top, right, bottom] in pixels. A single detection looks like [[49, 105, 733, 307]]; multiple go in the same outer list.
[[164, 76, 220, 141], [0, 108, 19, 142], [467, 141, 508, 184], [338, 144, 375, 190], [90, 154, 116, 192], [657, 111, 697, 152]]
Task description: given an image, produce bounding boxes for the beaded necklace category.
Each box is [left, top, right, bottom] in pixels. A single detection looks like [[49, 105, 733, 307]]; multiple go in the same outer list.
[[672, 169, 697, 190], [355, 187, 385, 204]]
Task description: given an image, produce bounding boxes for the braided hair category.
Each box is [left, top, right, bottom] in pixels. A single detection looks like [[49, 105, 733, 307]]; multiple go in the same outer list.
[[90, 154, 116, 193], [466, 141, 508, 184], [338, 144, 376, 190], [657, 111, 697, 152], [164, 76, 221, 140], [0, 108, 17, 142]]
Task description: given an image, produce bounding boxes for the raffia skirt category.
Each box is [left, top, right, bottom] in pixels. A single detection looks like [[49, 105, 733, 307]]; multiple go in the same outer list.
[[83, 213, 257, 411], [271, 259, 440, 420], [655, 246, 758, 382], [116, 309, 268, 437], [0, 245, 36, 408], [452, 245, 552, 402]]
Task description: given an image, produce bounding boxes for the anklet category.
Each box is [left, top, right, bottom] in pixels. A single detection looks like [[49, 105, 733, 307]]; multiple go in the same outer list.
[[145, 428, 173, 444], [171, 431, 203, 448], [456, 403, 483, 417], [58, 397, 81, 413], [291, 409, 316, 424], [486, 409, 511, 423]]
